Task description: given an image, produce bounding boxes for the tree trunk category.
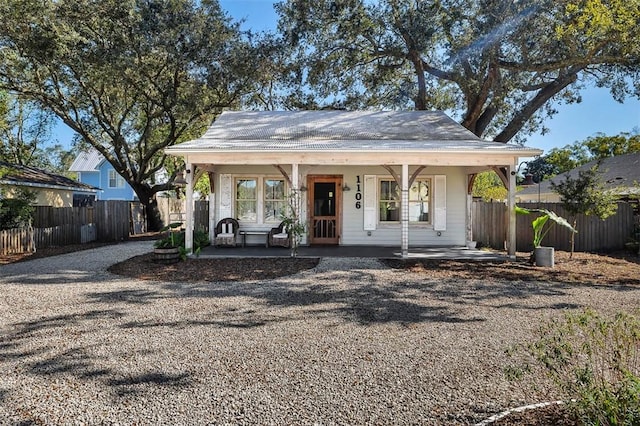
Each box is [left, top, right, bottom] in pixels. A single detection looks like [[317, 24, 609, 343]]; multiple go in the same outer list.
[[131, 184, 164, 232]]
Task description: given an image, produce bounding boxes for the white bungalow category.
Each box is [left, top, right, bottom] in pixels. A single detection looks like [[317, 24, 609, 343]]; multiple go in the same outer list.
[[165, 110, 542, 257]]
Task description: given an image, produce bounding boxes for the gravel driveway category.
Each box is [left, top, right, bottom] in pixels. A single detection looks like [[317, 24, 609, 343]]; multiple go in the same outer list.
[[1, 242, 638, 425]]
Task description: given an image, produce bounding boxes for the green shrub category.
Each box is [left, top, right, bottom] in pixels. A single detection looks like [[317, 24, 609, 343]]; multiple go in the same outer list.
[[0, 189, 35, 230], [154, 223, 210, 258], [508, 309, 640, 425]]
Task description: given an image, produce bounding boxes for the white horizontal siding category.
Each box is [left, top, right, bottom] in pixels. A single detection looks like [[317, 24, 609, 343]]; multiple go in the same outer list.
[[211, 165, 467, 247]]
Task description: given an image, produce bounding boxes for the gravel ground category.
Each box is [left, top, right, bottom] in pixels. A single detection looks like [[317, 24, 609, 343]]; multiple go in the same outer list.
[[0, 242, 639, 425]]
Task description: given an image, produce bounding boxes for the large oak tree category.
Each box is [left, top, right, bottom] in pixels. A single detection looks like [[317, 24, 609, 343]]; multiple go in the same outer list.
[[275, 0, 640, 143], [0, 0, 257, 229]]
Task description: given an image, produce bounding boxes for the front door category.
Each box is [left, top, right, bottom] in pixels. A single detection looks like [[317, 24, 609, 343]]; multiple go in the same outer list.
[[308, 175, 342, 245]]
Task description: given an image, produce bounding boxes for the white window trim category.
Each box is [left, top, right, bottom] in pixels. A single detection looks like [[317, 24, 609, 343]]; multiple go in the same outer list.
[[377, 175, 434, 228], [108, 169, 125, 189], [233, 175, 288, 225]]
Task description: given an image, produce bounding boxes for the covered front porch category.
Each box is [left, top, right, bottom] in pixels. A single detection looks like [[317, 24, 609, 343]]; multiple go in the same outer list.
[[166, 111, 542, 258]]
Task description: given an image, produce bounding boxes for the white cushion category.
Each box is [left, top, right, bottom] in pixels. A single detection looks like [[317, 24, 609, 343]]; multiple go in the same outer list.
[[273, 233, 288, 239], [217, 233, 234, 238]]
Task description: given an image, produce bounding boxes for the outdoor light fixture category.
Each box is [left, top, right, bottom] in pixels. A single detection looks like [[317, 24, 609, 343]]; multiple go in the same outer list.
[[342, 184, 351, 191], [173, 171, 187, 186], [299, 185, 308, 192]]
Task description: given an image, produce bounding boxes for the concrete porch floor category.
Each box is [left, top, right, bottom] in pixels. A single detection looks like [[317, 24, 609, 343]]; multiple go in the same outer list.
[[197, 245, 511, 261]]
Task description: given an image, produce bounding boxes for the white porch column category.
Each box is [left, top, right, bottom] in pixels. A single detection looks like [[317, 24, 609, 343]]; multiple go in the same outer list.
[[401, 164, 409, 258], [291, 163, 300, 220], [185, 163, 194, 254], [208, 172, 216, 244], [507, 164, 516, 258], [292, 163, 299, 191], [466, 174, 473, 245]]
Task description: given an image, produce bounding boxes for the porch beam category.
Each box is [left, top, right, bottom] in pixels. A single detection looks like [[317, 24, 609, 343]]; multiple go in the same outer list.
[[467, 173, 477, 195], [180, 152, 532, 167], [491, 166, 509, 188], [273, 164, 293, 186], [408, 166, 426, 187], [382, 165, 401, 186]]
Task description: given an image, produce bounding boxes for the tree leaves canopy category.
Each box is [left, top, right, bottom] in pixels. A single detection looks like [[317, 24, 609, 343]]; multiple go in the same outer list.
[[0, 0, 257, 227], [275, 0, 640, 143]]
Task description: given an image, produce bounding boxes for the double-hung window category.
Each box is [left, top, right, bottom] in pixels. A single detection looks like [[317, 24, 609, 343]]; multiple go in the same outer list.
[[235, 177, 286, 224], [379, 179, 401, 222], [236, 179, 258, 222], [264, 179, 286, 222], [108, 169, 125, 188], [409, 179, 431, 223], [378, 178, 431, 224]]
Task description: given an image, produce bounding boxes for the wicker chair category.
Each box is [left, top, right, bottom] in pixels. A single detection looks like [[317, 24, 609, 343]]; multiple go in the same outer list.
[[268, 221, 290, 248], [214, 217, 239, 247]]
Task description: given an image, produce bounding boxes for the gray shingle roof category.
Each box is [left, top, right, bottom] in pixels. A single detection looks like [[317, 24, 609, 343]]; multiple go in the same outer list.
[[0, 162, 98, 193], [167, 110, 540, 154], [518, 152, 640, 196]]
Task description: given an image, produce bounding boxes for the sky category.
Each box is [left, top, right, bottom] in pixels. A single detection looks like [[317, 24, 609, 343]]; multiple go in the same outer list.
[[53, 0, 640, 156]]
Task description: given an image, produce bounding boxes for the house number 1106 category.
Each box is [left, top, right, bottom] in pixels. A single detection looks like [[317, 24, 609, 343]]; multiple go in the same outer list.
[[355, 175, 362, 209]]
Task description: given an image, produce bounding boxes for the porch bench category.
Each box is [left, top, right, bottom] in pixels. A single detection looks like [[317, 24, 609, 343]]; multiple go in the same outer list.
[[239, 230, 269, 248]]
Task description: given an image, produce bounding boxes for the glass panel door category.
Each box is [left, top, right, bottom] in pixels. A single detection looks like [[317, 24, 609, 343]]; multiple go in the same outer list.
[[309, 176, 341, 245]]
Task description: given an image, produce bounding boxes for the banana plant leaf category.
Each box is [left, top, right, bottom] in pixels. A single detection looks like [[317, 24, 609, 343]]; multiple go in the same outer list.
[[516, 207, 577, 248]]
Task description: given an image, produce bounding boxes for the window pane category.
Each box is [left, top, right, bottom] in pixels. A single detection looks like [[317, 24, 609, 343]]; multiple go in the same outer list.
[[237, 179, 256, 200], [236, 201, 257, 221], [265, 201, 285, 222], [379, 179, 400, 222], [410, 180, 429, 201], [409, 179, 430, 222], [265, 179, 285, 200]]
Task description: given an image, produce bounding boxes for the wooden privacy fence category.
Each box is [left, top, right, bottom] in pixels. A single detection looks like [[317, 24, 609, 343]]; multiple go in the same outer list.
[[1, 201, 145, 255], [472, 201, 636, 252], [157, 198, 209, 232]]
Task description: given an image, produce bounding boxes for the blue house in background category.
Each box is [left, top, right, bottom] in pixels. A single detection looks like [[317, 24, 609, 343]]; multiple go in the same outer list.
[[69, 149, 137, 201]]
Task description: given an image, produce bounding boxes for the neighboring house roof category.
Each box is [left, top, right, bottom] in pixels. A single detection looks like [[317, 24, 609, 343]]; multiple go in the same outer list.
[[166, 110, 541, 157], [518, 152, 640, 198], [69, 148, 105, 172], [0, 161, 98, 193]]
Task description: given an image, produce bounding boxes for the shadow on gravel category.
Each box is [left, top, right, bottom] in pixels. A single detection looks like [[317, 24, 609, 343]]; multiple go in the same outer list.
[[82, 261, 592, 327], [107, 372, 192, 396], [0, 309, 193, 401]]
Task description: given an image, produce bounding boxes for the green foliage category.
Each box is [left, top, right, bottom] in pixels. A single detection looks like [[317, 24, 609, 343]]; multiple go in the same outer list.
[[583, 133, 640, 159], [516, 206, 577, 248], [0, 0, 258, 230], [545, 144, 591, 175], [0, 95, 55, 167], [154, 222, 184, 248], [508, 309, 640, 425], [472, 171, 507, 201], [530, 132, 639, 179], [551, 165, 619, 221], [275, 0, 640, 142], [0, 186, 35, 230], [154, 222, 210, 258], [281, 189, 307, 257]]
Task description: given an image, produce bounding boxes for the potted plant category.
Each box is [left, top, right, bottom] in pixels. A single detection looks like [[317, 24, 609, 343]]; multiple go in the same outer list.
[[516, 207, 577, 267], [153, 222, 184, 263]]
